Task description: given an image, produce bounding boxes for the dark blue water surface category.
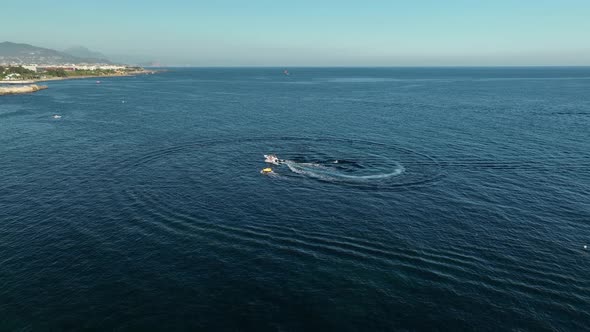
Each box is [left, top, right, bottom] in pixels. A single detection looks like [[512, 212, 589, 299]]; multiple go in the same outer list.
[[1, 68, 589, 331]]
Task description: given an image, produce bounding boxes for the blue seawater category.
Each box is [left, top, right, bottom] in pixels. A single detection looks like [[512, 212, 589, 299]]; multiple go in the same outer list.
[[1, 67, 589, 331]]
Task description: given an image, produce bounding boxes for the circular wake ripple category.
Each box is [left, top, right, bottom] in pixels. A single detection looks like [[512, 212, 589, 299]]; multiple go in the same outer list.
[[107, 136, 442, 253], [112, 137, 443, 190], [107, 136, 442, 262]]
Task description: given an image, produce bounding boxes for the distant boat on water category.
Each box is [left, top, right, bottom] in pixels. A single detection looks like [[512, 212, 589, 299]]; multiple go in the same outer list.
[[283, 69, 290, 76]]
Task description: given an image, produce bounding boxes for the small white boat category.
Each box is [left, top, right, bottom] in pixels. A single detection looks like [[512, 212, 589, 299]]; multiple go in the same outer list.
[[52, 114, 62, 119], [264, 154, 280, 165]]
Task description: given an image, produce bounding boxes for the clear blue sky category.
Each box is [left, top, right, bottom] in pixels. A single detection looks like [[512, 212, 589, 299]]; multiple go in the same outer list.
[[1, 0, 589, 66]]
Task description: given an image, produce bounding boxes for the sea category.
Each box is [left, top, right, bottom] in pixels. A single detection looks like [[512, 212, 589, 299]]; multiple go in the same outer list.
[[1, 67, 589, 331]]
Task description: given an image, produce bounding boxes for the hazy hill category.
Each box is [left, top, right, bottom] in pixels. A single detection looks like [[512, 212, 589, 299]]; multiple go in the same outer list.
[[0, 42, 111, 65], [63, 46, 111, 63]]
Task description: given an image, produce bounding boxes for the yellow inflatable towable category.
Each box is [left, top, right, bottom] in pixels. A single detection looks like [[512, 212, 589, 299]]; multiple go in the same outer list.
[[261, 167, 273, 174]]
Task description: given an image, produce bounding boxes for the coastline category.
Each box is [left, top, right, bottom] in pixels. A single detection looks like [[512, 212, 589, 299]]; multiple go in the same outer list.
[[0, 69, 157, 85]]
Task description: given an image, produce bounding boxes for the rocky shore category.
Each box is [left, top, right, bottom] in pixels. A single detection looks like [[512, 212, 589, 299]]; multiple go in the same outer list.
[[0, 84, 48, 96]]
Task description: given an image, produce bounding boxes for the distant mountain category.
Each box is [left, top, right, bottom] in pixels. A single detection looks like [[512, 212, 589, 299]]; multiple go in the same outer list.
[[63, 46, 111, 63], [0, 42, 112, 65]]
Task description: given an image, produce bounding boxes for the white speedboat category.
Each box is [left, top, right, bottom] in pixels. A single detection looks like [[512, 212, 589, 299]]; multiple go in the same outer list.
[[52, 114, 62, 119], [264, 154, 280, 165]]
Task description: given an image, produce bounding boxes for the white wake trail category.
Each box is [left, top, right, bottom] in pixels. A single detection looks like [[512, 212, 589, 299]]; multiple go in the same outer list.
[[283, 160, 404, 183]]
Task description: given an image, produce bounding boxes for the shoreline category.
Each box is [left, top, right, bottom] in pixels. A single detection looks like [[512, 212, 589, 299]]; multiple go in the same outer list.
[[0, 69, 157, 85]]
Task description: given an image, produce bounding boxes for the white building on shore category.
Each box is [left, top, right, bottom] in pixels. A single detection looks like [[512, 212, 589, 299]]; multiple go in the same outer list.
[[22, 65, 37, 72]]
